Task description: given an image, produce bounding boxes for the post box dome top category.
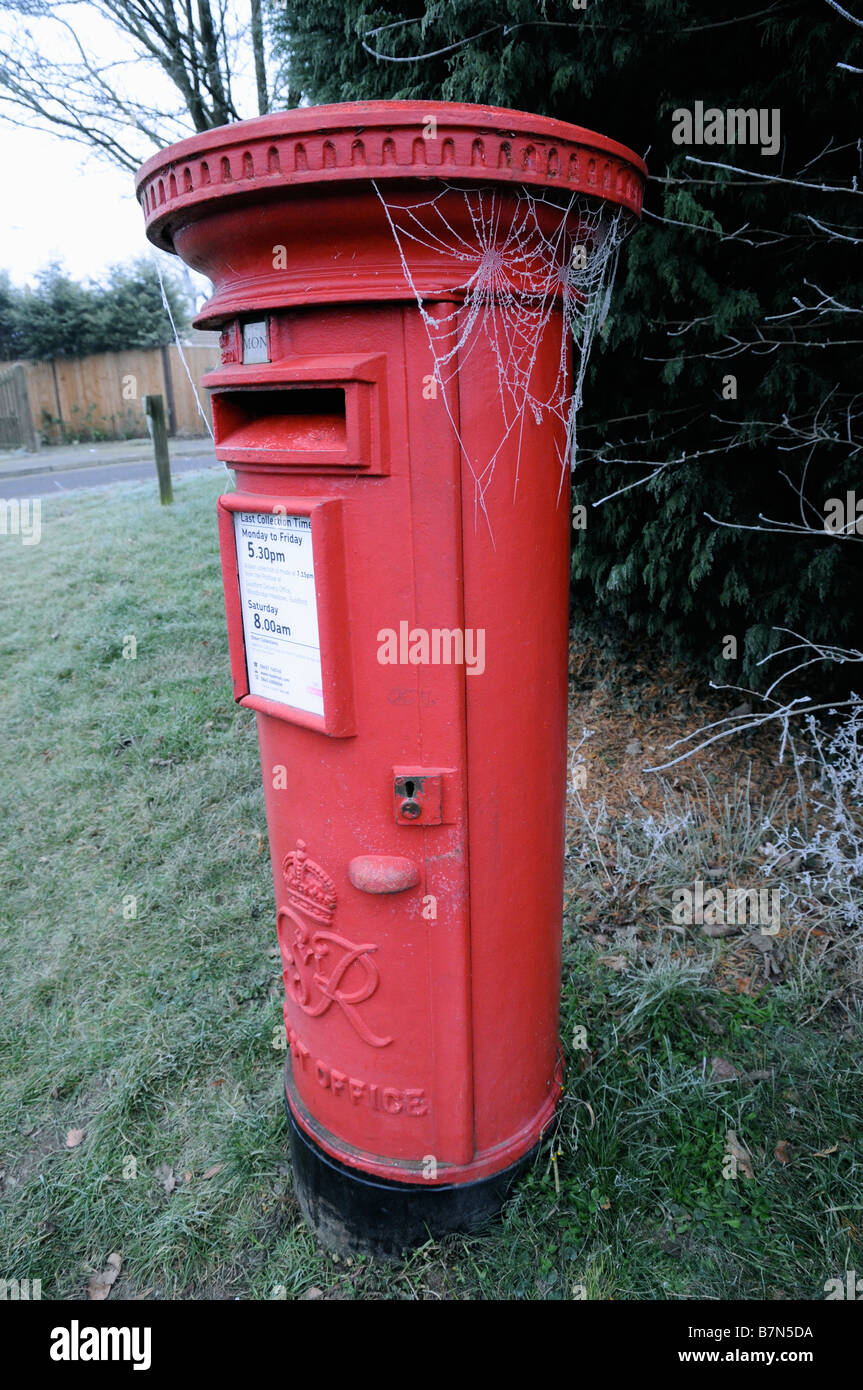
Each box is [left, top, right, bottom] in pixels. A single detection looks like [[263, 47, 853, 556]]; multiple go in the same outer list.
[[136, 100, 646, 253]]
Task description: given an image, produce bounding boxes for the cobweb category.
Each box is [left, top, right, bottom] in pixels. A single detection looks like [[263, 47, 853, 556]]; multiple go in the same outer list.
[[373, 180, 634, 527]]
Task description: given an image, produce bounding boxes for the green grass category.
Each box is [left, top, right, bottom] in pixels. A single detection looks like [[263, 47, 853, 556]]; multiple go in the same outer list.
[[0, 470, 860, 1299]]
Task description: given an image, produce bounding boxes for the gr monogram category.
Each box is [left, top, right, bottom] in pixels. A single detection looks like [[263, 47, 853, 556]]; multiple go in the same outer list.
[[278, 840, 392, 1049]]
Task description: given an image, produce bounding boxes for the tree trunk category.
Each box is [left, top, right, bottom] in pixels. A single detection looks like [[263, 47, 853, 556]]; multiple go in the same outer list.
[[250, 0, 269, 116]]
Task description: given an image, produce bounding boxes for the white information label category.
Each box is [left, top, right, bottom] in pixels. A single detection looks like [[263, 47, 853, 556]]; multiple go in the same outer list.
[[242, 320, 269, 364], [233, 511, 324, 717]]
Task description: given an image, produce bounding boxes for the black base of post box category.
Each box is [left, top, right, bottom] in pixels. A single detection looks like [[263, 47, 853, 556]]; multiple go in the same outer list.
[[284, 1090, 537, 1259]]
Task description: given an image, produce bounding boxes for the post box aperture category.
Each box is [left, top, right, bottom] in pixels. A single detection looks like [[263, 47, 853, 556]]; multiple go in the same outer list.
[[208, 351, 387, 471]]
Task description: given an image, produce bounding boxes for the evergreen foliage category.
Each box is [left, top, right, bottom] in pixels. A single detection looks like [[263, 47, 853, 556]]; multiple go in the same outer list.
[[269, 1, 863, 688], [0, 260, 190, 362]]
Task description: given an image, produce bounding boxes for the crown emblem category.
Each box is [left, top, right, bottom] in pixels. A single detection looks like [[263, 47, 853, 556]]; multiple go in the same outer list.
[[282, 840, 336, 924]]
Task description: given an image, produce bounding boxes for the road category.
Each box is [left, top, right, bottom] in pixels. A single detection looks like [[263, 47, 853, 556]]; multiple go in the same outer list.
[[0, 451, 224, 499]]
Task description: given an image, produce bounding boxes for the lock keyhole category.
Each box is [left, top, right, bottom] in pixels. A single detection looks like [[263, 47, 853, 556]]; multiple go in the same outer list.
[[392, 770, 443, 826], [395, 774, 424, 821]]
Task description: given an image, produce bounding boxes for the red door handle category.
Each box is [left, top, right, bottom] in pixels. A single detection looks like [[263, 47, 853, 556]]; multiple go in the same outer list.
[[348, 855, 421, 894]]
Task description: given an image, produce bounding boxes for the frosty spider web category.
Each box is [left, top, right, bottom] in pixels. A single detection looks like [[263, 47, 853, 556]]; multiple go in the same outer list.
[[373, 179, 634, 523]]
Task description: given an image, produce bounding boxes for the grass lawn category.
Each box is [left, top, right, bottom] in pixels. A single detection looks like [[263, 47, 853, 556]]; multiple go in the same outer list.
[[0, 469, 860, 1300]]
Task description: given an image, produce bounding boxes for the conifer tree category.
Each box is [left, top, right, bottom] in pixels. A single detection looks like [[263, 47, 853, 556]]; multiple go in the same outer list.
[[269, 0, 863, 689]]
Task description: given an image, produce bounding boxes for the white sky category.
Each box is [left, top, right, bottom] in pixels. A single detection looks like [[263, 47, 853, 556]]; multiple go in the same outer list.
[[3, 127, 159, 287], [0, 0, 259, 289]]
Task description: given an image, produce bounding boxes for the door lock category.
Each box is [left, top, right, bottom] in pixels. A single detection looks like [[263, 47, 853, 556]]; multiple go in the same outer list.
[[393, 770, 444, 825]]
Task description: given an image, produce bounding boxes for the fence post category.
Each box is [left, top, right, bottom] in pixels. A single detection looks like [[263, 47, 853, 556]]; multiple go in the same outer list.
[[13, 366, 39, 452], [144, 393, 173, 505], [159, 344, 177, 436]]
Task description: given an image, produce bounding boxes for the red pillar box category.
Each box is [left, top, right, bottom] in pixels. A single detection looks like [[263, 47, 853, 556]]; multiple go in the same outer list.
[[136, 103, 644, 1256]]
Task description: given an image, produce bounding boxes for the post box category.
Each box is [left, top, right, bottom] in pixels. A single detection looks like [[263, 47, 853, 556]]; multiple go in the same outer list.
[[136, 102, 644, 1256]]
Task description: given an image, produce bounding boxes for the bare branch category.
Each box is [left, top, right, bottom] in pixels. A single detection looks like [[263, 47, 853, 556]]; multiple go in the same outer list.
[[0, 0, 258, 164], [685, 154, 862, 196], [796, 213, 863, 243], [823, 0, 863, 29]]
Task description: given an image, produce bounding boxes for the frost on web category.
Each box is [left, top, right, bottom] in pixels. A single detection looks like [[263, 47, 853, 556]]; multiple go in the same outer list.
[[373, 180, 634, 515]]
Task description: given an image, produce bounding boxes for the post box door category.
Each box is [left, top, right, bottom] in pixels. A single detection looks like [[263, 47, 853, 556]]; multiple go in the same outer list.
[[216, 305, 476, 1179]]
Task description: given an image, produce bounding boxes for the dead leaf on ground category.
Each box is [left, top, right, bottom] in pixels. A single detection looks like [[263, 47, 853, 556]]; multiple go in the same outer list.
[[711, 1057, 739, 1080], [774, 1140, 792, 1165], [746, 934, 775, 954], [156, 1163, 175, 1195], [65, 1128, 85, 1148], [302, 1286, 324, 1300], [725, 1129, 754, 1179], [813, 1143, 839, 1157], [87, 1252, 122, 1301], [695, 1007, 725, 1036], [598, 954, 628, 972], [201, 1163, 224, 1180]]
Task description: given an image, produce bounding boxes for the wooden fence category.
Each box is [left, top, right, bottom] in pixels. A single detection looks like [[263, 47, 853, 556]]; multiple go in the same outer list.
[[11, 343, 219, 447], [0, 364, 40, 451]]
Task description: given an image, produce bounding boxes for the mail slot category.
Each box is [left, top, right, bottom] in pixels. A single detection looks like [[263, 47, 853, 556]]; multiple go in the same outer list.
[[136, 101, 644, 1256], [207, 353, 387, 471], [213, 387, 347, 455]]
